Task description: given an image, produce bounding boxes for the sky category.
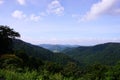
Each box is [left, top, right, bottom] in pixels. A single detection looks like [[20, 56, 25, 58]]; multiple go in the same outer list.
[[0, 0, 120, 45]]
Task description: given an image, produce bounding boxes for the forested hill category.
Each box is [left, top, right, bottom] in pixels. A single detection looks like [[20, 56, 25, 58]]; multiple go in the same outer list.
[[12, 39, 77, 65], [13, 39, 120, 66], [13, 39, 54, 60], [63, 42, 120, 66]]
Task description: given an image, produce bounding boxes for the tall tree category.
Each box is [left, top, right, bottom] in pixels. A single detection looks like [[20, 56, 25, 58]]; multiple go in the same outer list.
[[0, 25, 20, 54]]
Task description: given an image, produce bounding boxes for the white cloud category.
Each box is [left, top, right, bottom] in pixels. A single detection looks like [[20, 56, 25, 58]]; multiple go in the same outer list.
[[30, 14, 41, 22], [12, 10, 44, 22], [0, 0, 4, 4], [47, 0, 64, 16], [17, 0, 26, 5], [81, 0, 120, 21], [11, 10, 26, 19]]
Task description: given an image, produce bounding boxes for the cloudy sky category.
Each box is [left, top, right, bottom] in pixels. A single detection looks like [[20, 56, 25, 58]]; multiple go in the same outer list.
[[0, 0, 120, 45]]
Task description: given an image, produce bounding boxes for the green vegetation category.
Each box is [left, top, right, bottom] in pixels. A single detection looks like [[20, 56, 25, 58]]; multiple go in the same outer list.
[[1, 25, 120, 80], [0, 53, 82, 80], [63, 43, 120, 66], [1, 59, 120, 80], [12, 39, 77, 65], [0, 25, 20, 54]]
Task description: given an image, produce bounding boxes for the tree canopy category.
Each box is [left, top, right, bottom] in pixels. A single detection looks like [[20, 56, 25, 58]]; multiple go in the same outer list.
[[0, 25, 20, 54]]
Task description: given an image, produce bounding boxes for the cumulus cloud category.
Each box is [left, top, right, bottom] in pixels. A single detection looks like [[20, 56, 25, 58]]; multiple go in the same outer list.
[[80, 0, 120, 21], [12, 10, 26, 19], [12, 10, 44, 22], [47, 0, 64, 16], [0, 0, 4, 4], [17, 0, 26, 5]]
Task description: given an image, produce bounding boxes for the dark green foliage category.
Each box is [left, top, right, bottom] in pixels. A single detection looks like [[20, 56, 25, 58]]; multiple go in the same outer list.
[[0, 25, 20, 54], [62, 62, 82, 77], [1, 61, 120, 80], [0, 54, 23, 69], [13, 39, 54, 61], [14, 50, 44, 69], [13, 39, 78, 65], [0, 25, 20, 38], [64, 43, 120, 66], [28, 56, 44, 69], [44, 62, 63, 73], [15, 50, 29, 62], [1, 46, 120, 80], [0, 53, 82, 80], [52, 52, 78, 65]]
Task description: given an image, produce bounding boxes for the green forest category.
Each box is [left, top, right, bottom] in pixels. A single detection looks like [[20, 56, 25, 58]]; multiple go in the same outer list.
[[1, 25, 120, 80]]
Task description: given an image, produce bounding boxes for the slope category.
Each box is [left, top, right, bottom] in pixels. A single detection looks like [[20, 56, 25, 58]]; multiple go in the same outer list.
[[12, 39, 77, 65], [63, 42, 120, 66]]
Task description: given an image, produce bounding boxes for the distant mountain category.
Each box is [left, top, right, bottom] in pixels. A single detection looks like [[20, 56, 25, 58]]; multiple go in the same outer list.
[[12, 39, 78, 65], [63, 42, 120, 66], [39, 44, 78, 52]]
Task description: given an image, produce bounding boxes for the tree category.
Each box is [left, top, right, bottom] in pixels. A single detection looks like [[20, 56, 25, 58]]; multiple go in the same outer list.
[[62, 62, 80, 77], [0, 25, 20, 54]]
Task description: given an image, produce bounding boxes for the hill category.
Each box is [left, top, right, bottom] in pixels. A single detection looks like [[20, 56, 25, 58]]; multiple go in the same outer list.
[[63, 42, 120, 66], [12, 39, 77, 65]]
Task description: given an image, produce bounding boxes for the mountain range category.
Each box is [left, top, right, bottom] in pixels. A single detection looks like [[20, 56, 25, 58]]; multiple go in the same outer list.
[[63, 42, 120, 66], [13, 39, 120, 66], [39, 44, 78, 52], [12, 39, 77, 65]]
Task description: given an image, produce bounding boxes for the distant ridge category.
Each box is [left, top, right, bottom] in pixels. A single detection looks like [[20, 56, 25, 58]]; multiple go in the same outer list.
[[39, 44, 78, 52], [63, 42, 120, 66]]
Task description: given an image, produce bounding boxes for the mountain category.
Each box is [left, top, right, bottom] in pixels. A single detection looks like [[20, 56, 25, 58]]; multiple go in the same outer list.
[[12, 39, 77, 65], [39, 44, 78, 52], [12, 39, 120, 66], [63, 42, 120, 66]]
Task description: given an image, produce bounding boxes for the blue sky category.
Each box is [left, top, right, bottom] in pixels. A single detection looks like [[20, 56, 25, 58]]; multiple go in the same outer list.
[[0, 0, 120, 45]]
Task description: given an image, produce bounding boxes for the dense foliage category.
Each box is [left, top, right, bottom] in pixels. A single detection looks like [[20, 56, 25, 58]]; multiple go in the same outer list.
[[63, 43, 120, 66], [13, 39, 77, 65], [0, 25, 120, 80], [0, 52, 82, 80], [1, 54, 120, 80], [0, 25, 20, 54]]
